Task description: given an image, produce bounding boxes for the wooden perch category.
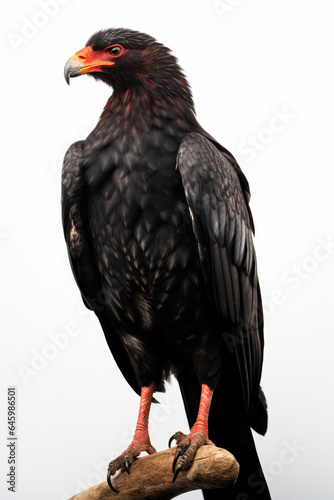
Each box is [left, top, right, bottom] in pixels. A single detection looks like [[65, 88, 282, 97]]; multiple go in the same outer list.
[[68, 445, 239, 500]]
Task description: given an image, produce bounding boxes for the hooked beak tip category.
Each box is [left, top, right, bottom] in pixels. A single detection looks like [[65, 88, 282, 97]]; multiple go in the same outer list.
[[64, 57, 83, 85]]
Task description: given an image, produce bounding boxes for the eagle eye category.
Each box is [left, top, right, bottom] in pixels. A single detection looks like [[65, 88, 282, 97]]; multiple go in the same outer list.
[[108, 45, 124, 57]]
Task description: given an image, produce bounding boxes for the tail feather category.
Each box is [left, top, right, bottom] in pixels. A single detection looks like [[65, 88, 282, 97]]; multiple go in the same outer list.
[[249, 386, 268, 436]]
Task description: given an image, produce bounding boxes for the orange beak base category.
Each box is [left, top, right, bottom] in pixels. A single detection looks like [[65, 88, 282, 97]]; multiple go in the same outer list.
[[64, 46, 115, 85]]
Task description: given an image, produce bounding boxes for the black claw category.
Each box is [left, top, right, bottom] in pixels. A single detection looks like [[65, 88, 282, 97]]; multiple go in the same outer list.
[[172, 464, 182, 483], [107, 468, 118, 493], [172, 450, 181, 473], [168, 434, 177, 448], [124, 459, 130, 475]]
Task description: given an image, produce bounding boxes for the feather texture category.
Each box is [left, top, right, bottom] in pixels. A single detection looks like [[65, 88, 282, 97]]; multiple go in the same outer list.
[[62, 28, 270, 499]]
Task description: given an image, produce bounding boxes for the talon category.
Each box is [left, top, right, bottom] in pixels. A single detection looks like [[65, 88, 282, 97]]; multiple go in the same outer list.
[[173, 463, 182, 483], [168, 433, 177, 448], [107, 468, 118, 493], [172, 450, 181, 473], [124, 459, 130, 475]]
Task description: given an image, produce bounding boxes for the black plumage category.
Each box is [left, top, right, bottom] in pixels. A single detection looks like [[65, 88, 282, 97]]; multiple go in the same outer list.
[[62, 28, 271, 499]]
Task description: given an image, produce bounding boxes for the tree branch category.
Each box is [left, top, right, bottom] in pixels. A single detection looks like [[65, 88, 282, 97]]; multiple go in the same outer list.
[[68, 445, 239, 500]]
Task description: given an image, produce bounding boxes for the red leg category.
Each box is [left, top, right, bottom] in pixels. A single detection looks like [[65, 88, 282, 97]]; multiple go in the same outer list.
[[128, 385, 156, 456], [190, 383, 213, 438], [107, 385, 156, 489], [170, 384, 214, 481]]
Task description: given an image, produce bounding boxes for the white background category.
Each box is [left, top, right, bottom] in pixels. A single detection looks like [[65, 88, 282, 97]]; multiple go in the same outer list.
[[1, 1, 334, 499]]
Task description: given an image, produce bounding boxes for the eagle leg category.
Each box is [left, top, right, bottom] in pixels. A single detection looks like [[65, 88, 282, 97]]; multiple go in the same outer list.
[[170, 384, 214, 482], [107, 385, 156, 490]]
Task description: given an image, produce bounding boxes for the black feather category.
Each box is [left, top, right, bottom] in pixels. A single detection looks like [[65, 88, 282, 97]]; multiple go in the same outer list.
[[62, 29, 270, 499]]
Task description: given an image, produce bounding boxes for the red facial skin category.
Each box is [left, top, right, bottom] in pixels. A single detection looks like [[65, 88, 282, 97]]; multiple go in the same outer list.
[[68, 44, 128, 75]]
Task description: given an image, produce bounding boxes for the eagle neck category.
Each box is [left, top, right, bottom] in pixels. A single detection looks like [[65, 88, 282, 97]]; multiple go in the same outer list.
[[98, 83, 196, 133]]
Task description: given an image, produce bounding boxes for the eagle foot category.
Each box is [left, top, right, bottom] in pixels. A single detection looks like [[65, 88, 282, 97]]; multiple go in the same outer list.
[[107, 441, 156, 491], [170, 430, 213, 482]]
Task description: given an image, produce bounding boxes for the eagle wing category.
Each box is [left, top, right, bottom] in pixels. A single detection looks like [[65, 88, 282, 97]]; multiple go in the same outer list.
[[61, 141, 141, 396], [177, 132, 266, 432]]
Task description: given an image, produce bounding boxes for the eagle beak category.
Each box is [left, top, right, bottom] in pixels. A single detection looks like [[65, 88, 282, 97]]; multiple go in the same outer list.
[[64, 54, 84, 85], [64, 46, 115, 85]]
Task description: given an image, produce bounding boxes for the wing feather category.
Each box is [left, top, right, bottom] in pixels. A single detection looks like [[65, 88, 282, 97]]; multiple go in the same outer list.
[[61, 141, 140, 396], [177, 133, 266, 428]]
